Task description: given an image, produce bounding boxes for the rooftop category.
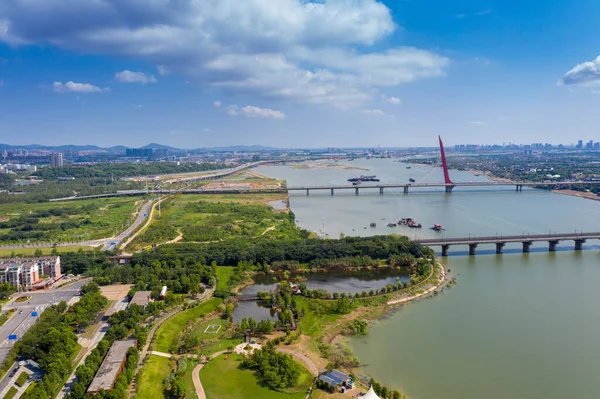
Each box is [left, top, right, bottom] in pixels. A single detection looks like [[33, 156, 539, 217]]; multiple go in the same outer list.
[[130, 291, 152, 307], [87, 339, 137, 393]]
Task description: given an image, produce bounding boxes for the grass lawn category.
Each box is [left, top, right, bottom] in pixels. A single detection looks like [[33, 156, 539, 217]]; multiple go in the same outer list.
[[135, 355, 172, 399], [216, 267, 234, 291], [190, 319, 228, 340], [0, 197, 139, 244], [128, 193, 302, 250], [200, 353, 310, 399], [0, 246, 95, 258], [153, 298, 223, 353], [200, 337, 244, 356]]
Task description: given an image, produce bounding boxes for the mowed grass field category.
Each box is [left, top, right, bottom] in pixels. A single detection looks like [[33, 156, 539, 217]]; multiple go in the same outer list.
[[0, 197, 140, 244], [153, 298, 223, 353], [200, 353, 311, 399], [190, 319, 228, 340], [0, 246, 95, 258], [135, 355, 171, 399], [128, 193, 304, 250], [216, 266, 234, 291]]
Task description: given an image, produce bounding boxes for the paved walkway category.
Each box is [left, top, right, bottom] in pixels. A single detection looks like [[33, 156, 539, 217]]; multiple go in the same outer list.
[[192, 351, 227, 399], [275, 348, 319, 376], [149, 351, 173, 358]]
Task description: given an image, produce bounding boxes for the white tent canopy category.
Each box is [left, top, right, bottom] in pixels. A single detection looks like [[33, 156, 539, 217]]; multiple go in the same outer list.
[[362, 386, 382, 399]]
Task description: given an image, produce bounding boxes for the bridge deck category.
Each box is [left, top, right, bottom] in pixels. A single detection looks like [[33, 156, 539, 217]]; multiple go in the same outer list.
[[417, 232, 600, 246]]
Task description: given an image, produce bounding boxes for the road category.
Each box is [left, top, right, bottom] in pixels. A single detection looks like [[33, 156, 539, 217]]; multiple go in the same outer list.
[[101, 199, 153, 250], [0, 279, 90, 367], [57, 297, 130, 399]]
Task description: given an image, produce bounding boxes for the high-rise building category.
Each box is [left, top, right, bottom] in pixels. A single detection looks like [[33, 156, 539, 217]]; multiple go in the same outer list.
[[577, 140, 584, 150], [50, 152, 64, 167], [586, 140, 594, 150]]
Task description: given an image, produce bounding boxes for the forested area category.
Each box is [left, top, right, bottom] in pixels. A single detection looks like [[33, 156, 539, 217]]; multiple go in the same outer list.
[[240, 349, 302, 390], [0, 282, 107, 398], [153, 235, 429, 267], [34, 162, 227, 180]]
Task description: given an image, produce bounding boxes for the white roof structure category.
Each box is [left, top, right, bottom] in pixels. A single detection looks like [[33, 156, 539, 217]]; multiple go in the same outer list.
[[362, 386, 382, 399]]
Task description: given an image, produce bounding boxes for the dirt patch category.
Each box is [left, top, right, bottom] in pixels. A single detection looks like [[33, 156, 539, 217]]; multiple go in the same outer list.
[[100, 284, 133, 300], [553, 189, 600, 201]]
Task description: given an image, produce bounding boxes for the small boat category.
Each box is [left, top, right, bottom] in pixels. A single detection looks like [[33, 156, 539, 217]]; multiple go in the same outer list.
[[409, 178, 416, 183], [370, 222, 377, 227], [431, 224, 444, 232], [387, 222, 397, 227], [406, 166, 412, 169]]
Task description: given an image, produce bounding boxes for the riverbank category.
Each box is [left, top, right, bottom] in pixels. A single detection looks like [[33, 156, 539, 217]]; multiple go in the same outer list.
[[552, 189, 600, 202]]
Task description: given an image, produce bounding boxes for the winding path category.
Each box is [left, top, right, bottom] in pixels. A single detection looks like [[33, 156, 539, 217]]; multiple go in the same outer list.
[[192, 351, 227, 399], [275, 348, 319, 376]]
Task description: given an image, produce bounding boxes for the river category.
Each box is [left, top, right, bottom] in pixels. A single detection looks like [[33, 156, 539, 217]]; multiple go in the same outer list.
[[254, 159, 600, 399]]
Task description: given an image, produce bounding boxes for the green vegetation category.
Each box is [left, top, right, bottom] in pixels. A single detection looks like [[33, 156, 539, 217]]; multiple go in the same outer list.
[[129, 194, 306, 250], [15, 371, 29, 387], [240, 349, 306, 391], [200, 354, 309, 399], [35, 162, 226, 180], [3, 386, 17, 399], [0, 309, 16, 328], [0, 283, 16, 301], [0, 246, 93, 258], [153, 298, 223, 353], [216, 267, 235, 291], [0, 197, 139, 244], [158, 234, 428, 267], [135, 355, 171, 399], [14, 296, 30, 303], [0, 283, 106, 398]]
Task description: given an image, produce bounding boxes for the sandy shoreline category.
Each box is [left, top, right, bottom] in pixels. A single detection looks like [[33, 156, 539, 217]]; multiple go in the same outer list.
[[552, 189, 600, 202]]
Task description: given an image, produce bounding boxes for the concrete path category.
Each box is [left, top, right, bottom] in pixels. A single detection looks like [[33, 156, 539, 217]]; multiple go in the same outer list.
[[149, 351, 173, 358], [192, 351, 227, 399], [276, 348, 319, 376]]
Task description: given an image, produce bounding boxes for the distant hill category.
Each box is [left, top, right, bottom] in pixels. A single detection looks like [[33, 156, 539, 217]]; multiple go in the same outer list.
[[0, 143, 283, 153], [194, 145, 280, 152]]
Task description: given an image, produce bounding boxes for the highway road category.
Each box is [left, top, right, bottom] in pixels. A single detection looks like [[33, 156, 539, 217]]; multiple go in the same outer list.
[[0, 279, 90, 365]]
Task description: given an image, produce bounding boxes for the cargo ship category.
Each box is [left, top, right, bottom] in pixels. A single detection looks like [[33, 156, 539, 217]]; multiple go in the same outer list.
[[347, 175, 380, 182]]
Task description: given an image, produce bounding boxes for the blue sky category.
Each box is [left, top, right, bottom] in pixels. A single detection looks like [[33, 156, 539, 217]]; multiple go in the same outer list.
[[0, 0, 599, 148]]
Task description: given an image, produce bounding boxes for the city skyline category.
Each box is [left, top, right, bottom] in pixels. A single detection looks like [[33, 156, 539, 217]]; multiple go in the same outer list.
[[0, 0, 599, 147]]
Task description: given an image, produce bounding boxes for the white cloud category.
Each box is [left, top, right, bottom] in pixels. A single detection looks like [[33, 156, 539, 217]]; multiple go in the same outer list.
[[560, 56, 600, 85], [381, 95, 401, 104], [213, 101, 222, 108], [115, 70, 157, 84], [474, 9, 493, 16], [456, 14, 467, 19], [0, 0, 449, 108], [135, 104, 143, 108], [232, 105, 286, 119], [362, 109, 387, 116], [227, 105, 239, 116], [52, 81, 107, 93], [469, 120, 485, 125]]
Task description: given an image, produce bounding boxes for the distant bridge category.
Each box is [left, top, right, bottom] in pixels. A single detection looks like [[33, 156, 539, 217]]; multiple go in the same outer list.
[[416, 231, 600, 256], [48, 180, 600, 201]]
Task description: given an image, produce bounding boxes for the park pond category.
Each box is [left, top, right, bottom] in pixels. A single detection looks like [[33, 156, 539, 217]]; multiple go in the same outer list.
[[233, 268, 411, 322]]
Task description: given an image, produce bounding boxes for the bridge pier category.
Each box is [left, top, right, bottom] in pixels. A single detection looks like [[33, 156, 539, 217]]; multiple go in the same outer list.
[[468, 243, 478, 256], [441, 245, 450, 257], [548, 240, 559, 252], [331, 188, 334, 196], [575, 239, 586, 250], [404, 185, 409, 194], [522, 241, 532, 253], [445, 185, 455, 193], [355, 187, 359, 195], [306, 189, 309, 196], [516, 184, 523, 192], [379, 187, 384, 195], [495, 242, 505, 254]]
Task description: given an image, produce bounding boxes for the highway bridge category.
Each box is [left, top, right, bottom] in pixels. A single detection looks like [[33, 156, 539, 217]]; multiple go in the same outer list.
[[49, 180, 600, 201], [416, 231, 600, 255]]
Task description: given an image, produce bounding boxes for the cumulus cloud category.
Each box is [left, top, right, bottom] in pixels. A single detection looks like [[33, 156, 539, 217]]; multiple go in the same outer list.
[[381, 95, 401, 104], [52, 81, 107, 93], [115, 70, 157, 84], [228, 105, 286, 119], [559, 56, 600, 86], [0, 0, 449, 107], [213, 101, 222, 107]]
